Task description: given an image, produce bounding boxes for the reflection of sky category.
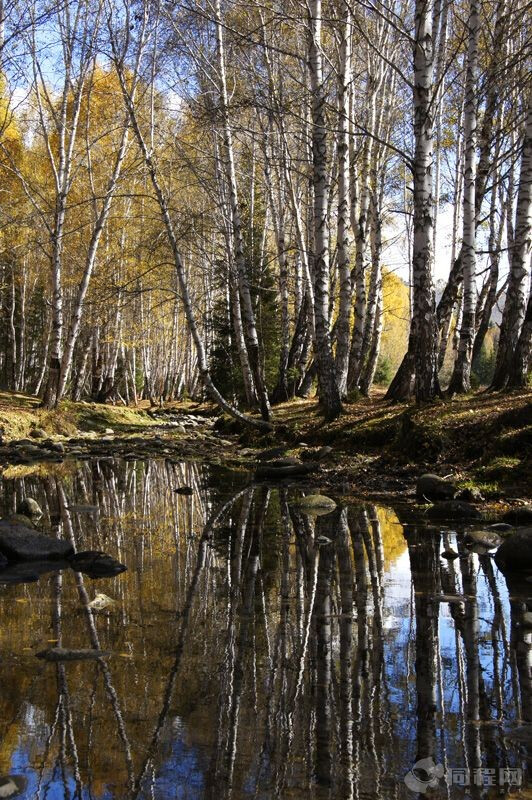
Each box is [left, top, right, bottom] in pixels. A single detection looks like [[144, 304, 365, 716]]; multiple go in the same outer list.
[[9, 720, 206, 800], [382, 530, 523, 781]]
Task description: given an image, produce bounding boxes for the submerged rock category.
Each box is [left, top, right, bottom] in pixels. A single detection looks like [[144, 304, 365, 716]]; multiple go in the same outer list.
[[256, 447, 288, 461], [0, 775, 27, 798], [465, 530, 503, 549], [0, 520, 73, 561], [255, 459, 318, 480], [426, 500, 482, 521], [36, 647, 109, 662], [502, 505, 532, 526], [456, 486, 485, 502], [416, 474, 456, 502], [16, 498, 43, 518], [441, 549, 459, 559], [87, 592, 116, 610], [292, 494, 337, 516], [495, 527, 532, 572], [68, 550, 126, 578], [317, 446, 333, 460], [487, 522, 514, 532]]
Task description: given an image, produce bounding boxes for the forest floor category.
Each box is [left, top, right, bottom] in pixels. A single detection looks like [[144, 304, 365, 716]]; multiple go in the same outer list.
[[215, 388, 531, 510], [0, 387, 530, 516]]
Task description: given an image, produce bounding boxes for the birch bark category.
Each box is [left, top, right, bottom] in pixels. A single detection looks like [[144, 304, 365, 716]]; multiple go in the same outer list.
[[309, 0, 342, 418], [492, 101, 532, 389], [448, 0, 480, 394]]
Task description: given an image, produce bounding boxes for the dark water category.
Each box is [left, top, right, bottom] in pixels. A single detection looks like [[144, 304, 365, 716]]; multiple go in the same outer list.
[[0, 458, 530, 799]]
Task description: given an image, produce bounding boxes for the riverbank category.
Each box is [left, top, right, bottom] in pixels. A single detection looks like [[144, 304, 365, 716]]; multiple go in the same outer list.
[[0, 388, 529, 515]]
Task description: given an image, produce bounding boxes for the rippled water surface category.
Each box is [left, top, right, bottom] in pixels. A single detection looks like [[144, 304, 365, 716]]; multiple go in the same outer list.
[[0, 458, 530, 799]]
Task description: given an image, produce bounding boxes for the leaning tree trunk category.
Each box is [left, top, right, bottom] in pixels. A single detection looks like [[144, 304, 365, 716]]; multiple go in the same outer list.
[[448, 0, 480, 394], [491, 101, 532, 390], [112, 46, 273, 432], [308, 0, 342, 419]]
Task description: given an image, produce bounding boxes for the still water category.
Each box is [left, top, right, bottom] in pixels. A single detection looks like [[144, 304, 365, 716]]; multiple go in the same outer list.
[[0, 458, 530, 799]]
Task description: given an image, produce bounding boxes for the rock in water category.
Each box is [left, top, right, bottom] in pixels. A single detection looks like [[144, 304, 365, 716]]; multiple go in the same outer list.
[[456, 486, 485, 502], [426, 500, 482, 521], [29, 428, 47, 439], [502, 505, 532, 525], [174, 486, 194, 495], [292, 495, 337, 516], [465, 530, 503, 550], [0, 520, 73, 561], [87, 592, 116, 611], [441, 549, 459, 559], [36, 647, 109, 662], [16, 498, 43, 518], [68, 550, 126, 578], [0, 775, 27, 798], [416, 474, 456, 502], [255, 459, 318, 480], [495, 527, 532, 572]]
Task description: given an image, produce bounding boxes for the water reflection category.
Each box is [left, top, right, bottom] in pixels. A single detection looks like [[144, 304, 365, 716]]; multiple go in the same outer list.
[[0, 459, 529, 799]]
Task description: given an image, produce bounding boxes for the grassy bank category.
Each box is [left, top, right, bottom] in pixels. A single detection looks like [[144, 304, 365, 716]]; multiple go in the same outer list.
[[216, 389, 532, 500], [0, 391, 158, 439], [0, 388, 529, 501]]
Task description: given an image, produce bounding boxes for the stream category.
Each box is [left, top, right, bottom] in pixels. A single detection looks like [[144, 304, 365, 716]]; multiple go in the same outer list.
[[0, 456, 530, 799]]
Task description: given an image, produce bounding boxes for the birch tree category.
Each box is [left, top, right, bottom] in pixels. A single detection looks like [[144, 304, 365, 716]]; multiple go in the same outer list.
[[491, 100, 532, 389], [448, 0, 480, 394], [309, 0, 342, 418]]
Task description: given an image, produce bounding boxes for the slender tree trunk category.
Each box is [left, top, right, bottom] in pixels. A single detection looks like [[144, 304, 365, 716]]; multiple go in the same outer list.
[[308, 0, 342, 419], [492, 101, 532, 389], [56, 116, 130, 402], [214, 0, 272, 422], [335, 6, 353, 397], [112, 46, 273, 431], [508, 285, 532, 387], [390, 0, 439, 403], [448, 0, 480, 394]]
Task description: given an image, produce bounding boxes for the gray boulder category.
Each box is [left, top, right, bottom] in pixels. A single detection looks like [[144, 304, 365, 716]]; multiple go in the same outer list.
[[0, 519, 73, 561], [16, 498, 43, 518], [416, 474, 456, 502], [292, 494, 337, 516], [255, 459, 318, 480], [465, 530, 503, 549], [495, 527, 532, 572]]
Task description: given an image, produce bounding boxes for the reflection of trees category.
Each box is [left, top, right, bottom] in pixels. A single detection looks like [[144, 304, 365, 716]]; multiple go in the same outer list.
[[0, 466, 530, 798], [407, 527, 440, 770]]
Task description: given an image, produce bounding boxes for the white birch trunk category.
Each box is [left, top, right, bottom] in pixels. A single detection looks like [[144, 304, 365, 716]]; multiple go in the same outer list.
[[334, 6, 353, 397], [492, 101, 532, 389], [309, 0, 342, 418], [448, 0, 480, 393]]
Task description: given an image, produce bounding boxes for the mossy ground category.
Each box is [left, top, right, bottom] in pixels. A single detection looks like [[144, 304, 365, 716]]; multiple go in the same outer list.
[[0, 388, 529, 503], [0, 391, 157, 439], [213, 388, 531, 501]]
